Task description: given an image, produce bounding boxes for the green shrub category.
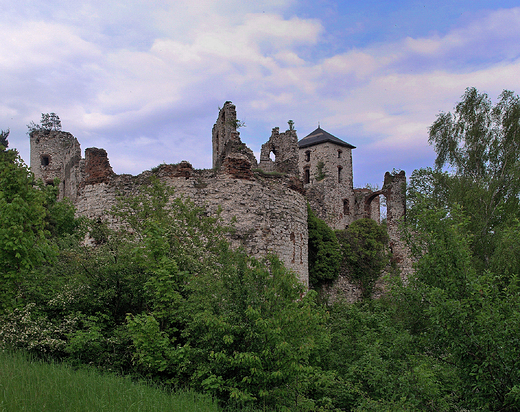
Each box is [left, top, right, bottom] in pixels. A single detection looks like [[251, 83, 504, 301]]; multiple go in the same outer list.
[[307, 204, 340, 286]]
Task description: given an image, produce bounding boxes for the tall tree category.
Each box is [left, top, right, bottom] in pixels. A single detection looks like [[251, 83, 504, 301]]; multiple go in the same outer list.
[[420, 87, 520, 266], [0, 148, 51, 312]]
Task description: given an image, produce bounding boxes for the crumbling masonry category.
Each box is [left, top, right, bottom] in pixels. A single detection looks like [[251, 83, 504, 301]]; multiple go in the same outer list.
[[30, 101, 411, 292]]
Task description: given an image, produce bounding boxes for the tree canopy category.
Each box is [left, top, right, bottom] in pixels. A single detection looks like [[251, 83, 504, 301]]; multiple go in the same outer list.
[[411, 87, 520, 268], [27, 113, 62, 134]]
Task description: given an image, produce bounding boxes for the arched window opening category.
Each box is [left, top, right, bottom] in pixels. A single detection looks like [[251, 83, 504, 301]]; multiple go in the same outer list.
[[304, 168, 310, 184], [41, 155, 50, 166], [269, 150, 276, 161]]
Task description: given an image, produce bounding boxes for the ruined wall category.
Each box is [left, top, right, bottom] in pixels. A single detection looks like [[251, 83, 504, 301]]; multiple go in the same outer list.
[[321, 170, 410, 303], [212, 102, 257, 170], [379, 171, 412, 279], [258, 127, 299, 175], [29, 102, 410, 295], [30, 130, 82, 201], [75, 159, 309, 284]]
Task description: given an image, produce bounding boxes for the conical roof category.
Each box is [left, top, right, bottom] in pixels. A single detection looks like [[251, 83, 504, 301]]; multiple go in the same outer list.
[[298, 126, 356, 149]]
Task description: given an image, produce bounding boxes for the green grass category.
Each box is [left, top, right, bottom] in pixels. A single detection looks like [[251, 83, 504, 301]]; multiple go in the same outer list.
[[0, 351, 219, 412]]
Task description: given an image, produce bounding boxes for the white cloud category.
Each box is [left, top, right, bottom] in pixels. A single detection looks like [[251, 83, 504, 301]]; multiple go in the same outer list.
[[2, 1, 520, 186]]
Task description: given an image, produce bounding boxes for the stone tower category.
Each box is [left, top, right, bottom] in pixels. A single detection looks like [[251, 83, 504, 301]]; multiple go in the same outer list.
[[29, 130, 83, 201], [298, 126, 375, 229]]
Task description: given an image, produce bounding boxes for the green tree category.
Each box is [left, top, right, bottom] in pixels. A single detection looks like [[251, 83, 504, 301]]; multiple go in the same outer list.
[[307, 204, 340, 286], [336, 218, 390, 299], [426, 87, 520, 267], [0, 147, 54, 312], [27, 113, 62, 134], [0, 129, 9, 149], [400, 199, 520, 411]]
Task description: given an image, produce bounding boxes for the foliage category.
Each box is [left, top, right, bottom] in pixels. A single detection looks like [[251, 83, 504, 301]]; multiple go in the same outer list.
[[0, 147, 56, 312], [425, 87, 520, 268], [400, 199, 520, 411], [307, 204, 340, 286], [27, 113, 62, 134], [0, 128, 9, 149], [336, 218, 390, 298], [325, 300, 458, 411], [227, 118, 246, 130], [288, 119, 295, 130]]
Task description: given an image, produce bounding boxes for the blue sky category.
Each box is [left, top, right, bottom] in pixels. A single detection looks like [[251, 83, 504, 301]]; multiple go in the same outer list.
[[2, 0, 520, 187]]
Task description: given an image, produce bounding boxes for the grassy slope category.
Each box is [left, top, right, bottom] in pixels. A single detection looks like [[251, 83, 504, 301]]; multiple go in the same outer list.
[[0, 351, 219, 412]]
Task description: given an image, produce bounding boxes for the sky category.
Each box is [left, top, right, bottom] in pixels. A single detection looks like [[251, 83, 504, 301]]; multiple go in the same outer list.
[[2, 0, 520, 187]]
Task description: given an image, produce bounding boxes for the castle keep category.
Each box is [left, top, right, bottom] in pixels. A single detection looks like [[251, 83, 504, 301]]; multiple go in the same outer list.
[[30, 102, 409, 288]]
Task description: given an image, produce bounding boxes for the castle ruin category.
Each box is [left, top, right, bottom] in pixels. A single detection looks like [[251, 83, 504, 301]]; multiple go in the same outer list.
[[30, 102, 410, 292]]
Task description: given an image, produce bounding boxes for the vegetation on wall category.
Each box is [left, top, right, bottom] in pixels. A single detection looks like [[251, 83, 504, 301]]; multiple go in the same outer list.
[[307, 204, 340, 287], [336, 218, 390, 298], [314, 161, 326, 181], [27, 113, 62, 134]]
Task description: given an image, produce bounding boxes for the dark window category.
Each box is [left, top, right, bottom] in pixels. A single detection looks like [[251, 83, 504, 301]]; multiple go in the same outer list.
[[338, 166, 343, 183], [41, 155, 50, 166], [304, 168, 310, 184], [343, 199, 350, 215], [305, 151, 310, 162], [338, 150, 342, 158]]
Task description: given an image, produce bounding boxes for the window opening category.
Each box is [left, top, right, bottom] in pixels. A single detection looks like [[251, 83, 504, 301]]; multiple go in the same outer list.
[[305, 151, 310, 162], [304, 168, 310, 184], [41, 155, 50, 166], [338, 150, 342, 158], [343, 199, 350, 215], [338, 166, 343, 183]]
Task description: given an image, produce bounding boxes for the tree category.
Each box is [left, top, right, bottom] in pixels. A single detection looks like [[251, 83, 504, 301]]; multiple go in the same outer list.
[[399, 199, 520, 412], [0, 129, 9, 149], [307, 204, 340, 286], [27, 113, 62, 134], [0, 147, 53, 312], [426, 87, 520, 266], [336, 218, 390, 299]]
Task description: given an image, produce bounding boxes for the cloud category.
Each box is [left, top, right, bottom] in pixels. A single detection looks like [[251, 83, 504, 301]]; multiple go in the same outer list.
[[2, 1, 520, 187]]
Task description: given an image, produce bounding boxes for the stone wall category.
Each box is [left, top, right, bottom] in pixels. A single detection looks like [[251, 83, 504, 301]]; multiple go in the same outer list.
[[212, 102, 257, 170], [29, 102, 410, 295], [258, 127, 299, 175], [74, 159, 309, 284], [30, 130, 82, 201]]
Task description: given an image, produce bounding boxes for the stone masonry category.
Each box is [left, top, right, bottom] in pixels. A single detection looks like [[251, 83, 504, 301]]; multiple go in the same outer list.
[[30, 102, 410, 295]]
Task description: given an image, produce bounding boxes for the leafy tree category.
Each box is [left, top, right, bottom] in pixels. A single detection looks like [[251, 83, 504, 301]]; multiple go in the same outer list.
[[426, 87, 520, 267], [27, 113, 62, 134], [0, 147, 54, 312], [0, 129, 9, 149], [400, 199, 520, 411], [307, 204, 340, 286], [336, 218, 390, 298]]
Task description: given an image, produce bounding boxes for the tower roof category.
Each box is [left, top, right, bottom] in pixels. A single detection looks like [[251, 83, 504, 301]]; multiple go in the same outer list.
[[298, 126, 356, 149]]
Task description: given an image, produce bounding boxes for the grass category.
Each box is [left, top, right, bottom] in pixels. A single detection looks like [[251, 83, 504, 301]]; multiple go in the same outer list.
[[0, 350, 219, 412]]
